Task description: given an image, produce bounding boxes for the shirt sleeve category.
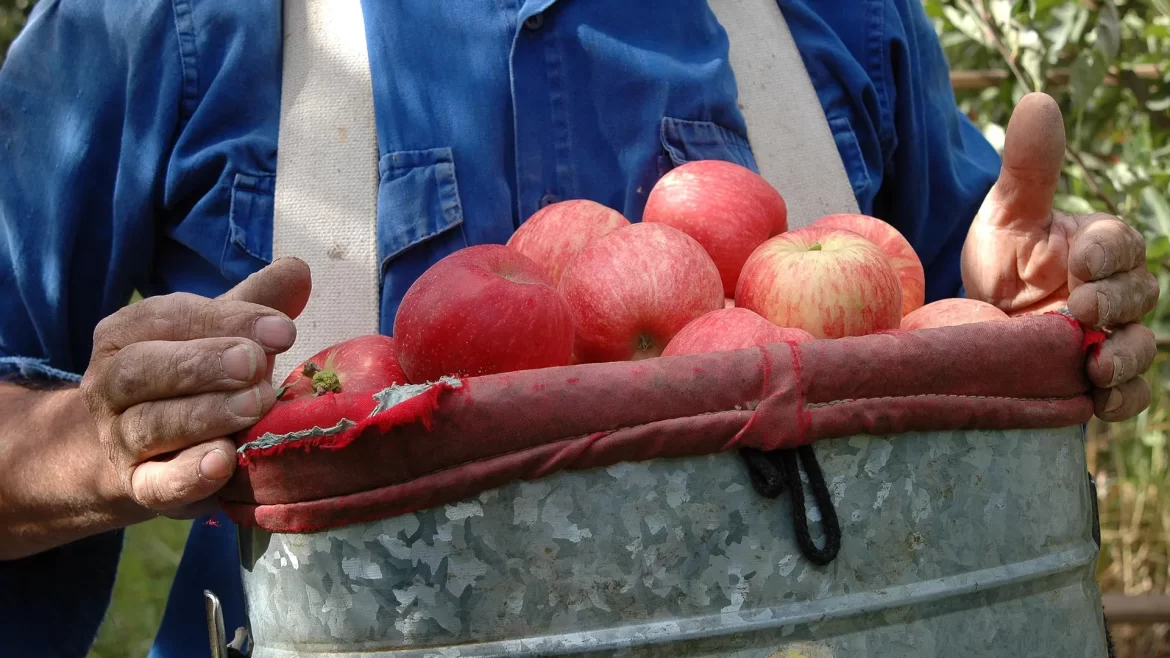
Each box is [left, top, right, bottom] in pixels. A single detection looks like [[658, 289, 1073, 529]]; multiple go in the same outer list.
[[0, 1, 186, 652], [783, 0, 1002, 302], [0, 0, 185, 383], [874, 0, 1003, 300]]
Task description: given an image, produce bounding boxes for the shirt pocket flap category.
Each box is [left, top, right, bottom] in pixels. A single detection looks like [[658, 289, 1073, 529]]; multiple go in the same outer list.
[[222, 172, 276, 281], [377, 147, 467, 270], [659, 116, 759, 173]]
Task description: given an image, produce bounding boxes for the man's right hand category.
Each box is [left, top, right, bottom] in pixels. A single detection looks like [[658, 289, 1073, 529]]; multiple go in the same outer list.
[[79, 257, 312, 519]]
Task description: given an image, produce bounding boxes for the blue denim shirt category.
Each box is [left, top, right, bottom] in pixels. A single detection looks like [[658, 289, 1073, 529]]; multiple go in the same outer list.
[[0, 0, 1001, 655]]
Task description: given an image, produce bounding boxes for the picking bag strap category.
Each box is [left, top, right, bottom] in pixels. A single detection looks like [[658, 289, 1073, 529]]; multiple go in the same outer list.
[[269, 0, 859, 367], [271, 0, 382, 378]]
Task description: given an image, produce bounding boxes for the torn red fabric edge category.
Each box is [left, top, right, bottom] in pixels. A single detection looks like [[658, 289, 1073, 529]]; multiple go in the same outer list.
[[235, 382, 454, 467], [222, 313, 1099, 532]]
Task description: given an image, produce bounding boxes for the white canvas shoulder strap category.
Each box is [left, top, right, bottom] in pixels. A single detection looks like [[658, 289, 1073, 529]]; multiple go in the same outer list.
[[272, 0, 382, 377], [271, 0, 858, 375]]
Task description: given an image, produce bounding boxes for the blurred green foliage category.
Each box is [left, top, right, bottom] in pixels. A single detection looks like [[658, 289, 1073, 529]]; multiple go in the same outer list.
[[0, 0, 30, 67], [2, 0, 1168, 656]]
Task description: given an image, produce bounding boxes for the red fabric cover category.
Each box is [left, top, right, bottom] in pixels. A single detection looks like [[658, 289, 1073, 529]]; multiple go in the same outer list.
[[220, 313, 1103, 533]]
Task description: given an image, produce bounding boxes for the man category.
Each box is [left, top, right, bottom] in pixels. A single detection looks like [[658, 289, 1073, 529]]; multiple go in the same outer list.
[[0, 0, 1158, 655]]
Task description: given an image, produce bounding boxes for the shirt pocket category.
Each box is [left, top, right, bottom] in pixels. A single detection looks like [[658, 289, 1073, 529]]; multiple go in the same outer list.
[[657, 116, 760, 177], [376, 147, 469, 273], [220, 172, 275, 282]]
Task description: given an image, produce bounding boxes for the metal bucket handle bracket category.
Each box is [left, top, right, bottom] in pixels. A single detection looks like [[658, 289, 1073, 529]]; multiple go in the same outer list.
[[205, 589, 252, 658]]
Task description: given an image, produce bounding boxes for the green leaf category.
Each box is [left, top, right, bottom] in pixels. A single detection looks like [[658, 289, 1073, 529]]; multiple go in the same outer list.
[[1143, 186, 1170, 237], [1069, 52, 1109, 108], [1094, 0, 1122, 63], [1054, 194, 1097, 215]]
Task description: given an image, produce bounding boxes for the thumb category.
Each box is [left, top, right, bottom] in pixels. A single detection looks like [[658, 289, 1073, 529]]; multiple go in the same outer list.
[[218, 257, 313, 381], [984, 91, 1066, 229], [217, 256, 313, 320]]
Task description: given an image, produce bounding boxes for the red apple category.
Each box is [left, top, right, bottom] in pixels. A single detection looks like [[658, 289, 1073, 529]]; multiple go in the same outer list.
[[394, 244, 574, 381], [899, 298, 1010, 330], [276, 334, 408, 400], [812, 213, 926, 316], [735, 226, 902, 339], [662, 307, 815, 357], [643, 160, 787, 297], [724, 297, 735, 308], [558, 222, 724, 362], [506, 199, 630, 287]]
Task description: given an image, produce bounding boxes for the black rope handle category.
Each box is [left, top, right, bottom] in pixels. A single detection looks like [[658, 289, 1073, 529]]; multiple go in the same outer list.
[[741, 444, 842, 566]]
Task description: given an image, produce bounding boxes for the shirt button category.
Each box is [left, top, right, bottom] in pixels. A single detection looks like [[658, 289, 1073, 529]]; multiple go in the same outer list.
[[523, 13, 545, 30], [539, 193, 560, 208]]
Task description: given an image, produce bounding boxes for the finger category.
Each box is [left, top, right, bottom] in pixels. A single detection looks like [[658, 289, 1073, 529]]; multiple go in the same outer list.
[[218, 256, 313, 321], [92, 294, 297, 356], [130, 438, 238, 512], [1093, 376, 1152, 423], [1067, 268, 1159, 327], [118, 380, 275, 462], [100, 338, 267, 410], [1086, 323, 1158, 388], [1068, 214, 1147, 283], [984, 92, 1066, 229]]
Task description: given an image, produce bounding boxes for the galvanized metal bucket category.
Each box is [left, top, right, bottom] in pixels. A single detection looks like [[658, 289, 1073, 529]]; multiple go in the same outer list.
[[231, 424, 1107, 657]]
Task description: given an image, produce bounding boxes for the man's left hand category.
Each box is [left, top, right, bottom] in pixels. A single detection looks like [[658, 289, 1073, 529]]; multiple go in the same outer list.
[[961, 92, 1159, 422]]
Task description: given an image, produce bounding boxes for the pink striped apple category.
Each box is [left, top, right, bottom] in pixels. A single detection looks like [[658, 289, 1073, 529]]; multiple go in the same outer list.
[[506, 199, 630, 287], [900, 298, 1010, 330], [558, 222, 724, 362], [643, 160, 787, 298], [812, 213, 926, 316], [662, 307, 815, 357], [735, 226, 902, 339]]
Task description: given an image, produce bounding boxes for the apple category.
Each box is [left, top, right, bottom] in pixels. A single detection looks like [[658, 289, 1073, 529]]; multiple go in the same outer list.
[[276, 334, 408, 400], [812, 213, 926, 316], [724, 297, 735, 308], [662, 307, 815, 357], [735, 226, 902, 339], [394, 244, 575, 381], [900, 298, 1010, 330], [506, 199, 630, 287], [558, 222, 724, 362], [643, 159, 787, 297]]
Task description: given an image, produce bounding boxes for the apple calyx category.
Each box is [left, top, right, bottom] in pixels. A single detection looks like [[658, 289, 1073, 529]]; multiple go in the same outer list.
[[274, 361, 343, 401], [635, 333, 656, 353], [303, 361, 343, 395]]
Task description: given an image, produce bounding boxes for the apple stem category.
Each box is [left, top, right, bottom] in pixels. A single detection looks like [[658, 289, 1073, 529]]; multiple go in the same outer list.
[[809, 242, 823, 251]]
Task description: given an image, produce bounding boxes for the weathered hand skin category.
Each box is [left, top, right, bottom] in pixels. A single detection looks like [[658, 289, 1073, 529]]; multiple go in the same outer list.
[[79, 257, 310, 518]]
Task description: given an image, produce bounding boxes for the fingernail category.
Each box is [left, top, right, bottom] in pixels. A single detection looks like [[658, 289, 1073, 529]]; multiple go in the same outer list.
[[1105, 388, 1124, 413], [1110, 355, 1127, 388], [1087, 243, 1106, 278], [255, 316, 295, 350], [199, 449, 233, 481], [227, 387, 262, 417], [221, 344, 256, 381], [1097, 292, 1111, 325]]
